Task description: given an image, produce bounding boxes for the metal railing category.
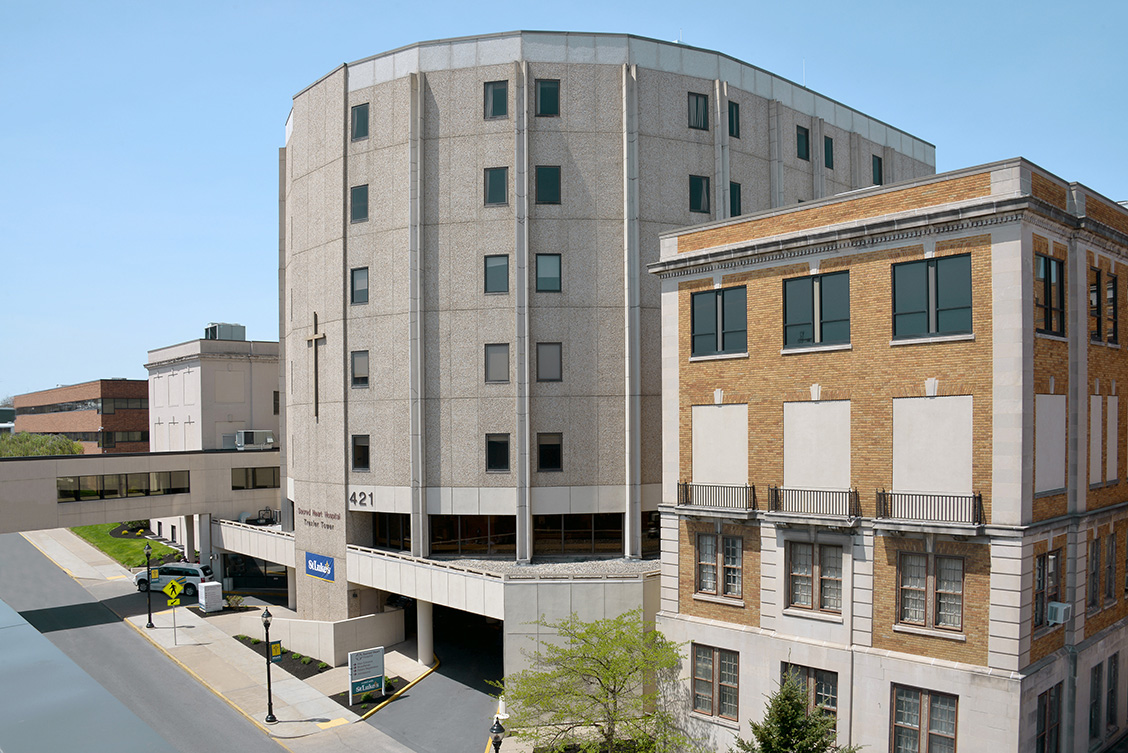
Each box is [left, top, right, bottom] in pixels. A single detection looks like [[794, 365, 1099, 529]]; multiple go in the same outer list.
[[767, 486, 860, 517], [876, 490, 985, 525], [677, 481, 757, 510]]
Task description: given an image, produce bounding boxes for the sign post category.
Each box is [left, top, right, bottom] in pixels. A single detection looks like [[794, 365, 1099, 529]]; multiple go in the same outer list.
[[348, 646, 385, 705], [162, 579, 184, 645]]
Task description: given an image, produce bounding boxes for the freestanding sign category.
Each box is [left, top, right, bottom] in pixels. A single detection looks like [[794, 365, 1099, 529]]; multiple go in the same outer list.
[[348, 646, 385, 705]]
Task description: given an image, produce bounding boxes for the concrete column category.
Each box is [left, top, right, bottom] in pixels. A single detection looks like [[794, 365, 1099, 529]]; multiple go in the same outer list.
[[416, 600, 434, 666], [183, 515, 196, 562], [197, 513, 212, 569], [768, 100, 784, 208], [514, 61, 532, 563], [408, 70, 428, 558], [287, 567, 297, 610], [622, 63, 641, 559]]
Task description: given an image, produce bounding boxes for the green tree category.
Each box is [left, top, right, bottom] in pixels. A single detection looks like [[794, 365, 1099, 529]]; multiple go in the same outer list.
[[495, 608, 687, 752], [731, 673, 860, 753], [0, 432, 84, 457]]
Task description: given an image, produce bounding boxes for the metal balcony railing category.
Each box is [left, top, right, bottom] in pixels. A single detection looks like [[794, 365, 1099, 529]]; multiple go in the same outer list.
[[876, 490, 985, 525], [767, 486, 860, 517], [677, 481, 757, 510]]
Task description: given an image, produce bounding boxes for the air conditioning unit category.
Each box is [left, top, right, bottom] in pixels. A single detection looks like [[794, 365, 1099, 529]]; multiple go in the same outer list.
[[235, 430, 275, 451], [1047, 601, 1071, 626]]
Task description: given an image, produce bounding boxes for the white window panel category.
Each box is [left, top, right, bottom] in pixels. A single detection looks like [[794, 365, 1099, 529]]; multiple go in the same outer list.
[[783, 400, 851, 489], [1035, 394, 1067, 493], [892, 395, 972, 494], [1091, 395, 1102, 486], [692, 404, 748, 485]]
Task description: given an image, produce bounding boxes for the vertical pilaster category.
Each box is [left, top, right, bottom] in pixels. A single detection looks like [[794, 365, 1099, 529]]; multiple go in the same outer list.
[[514, 61, 532, 563], [408, 71, 428, 558], [623, 63, 641, 559], [811, 117, 826, 200], [768, 100, 783, 208], [714, 79, 729, 219]]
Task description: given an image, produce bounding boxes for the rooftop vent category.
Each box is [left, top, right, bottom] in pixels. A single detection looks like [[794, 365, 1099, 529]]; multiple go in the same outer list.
[[204, 323, 246, 341]]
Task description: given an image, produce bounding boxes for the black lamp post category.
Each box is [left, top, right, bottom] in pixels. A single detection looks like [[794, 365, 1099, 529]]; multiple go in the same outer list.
[[263, 607, 277, 724], [489, 715, 506, 753], [144, 543, 154, 629]]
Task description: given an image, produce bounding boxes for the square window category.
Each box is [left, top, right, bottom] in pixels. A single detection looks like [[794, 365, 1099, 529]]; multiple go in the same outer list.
[[693, 533, 743, 598], [781, 663, 838, 718], [892, 255, 972, 339], [873, 155, 884, 185], [691, 286, 747, 357], [729, 181, 742, 218], [898, 551, 963, 630], [824, 135, 834, 169], [484, 81, 507, 119], [351, 103, 369, 141], [484, 344, 509, 383], [352, 435, 370, 471], [484, 255, 509, 294], [797, 125, 810, 161], [538, 433, 562, 472], [536, 342, 562, 382], [351, 351, 369, 388], [689, 175, 710, 214], [484, 167, 508, 205], [783, 271, 850, 347], [536, 254, 562, 292], [350, 184, 369, 223], [892, 686, 957, 753], [693, 645, 738, 720], [1035, 254, 1065, 336], [536, 79, 559, 117], [786, 542, 843, 612], [688, 92, 709, 130], [350, 267, 369, 304], [728, 100, 740, 138], [486, 433, 509, 471], [536, 166, 561, 205]]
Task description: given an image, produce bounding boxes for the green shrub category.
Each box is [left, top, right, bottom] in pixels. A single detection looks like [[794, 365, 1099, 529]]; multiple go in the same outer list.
[[360, 692, 375, 704], [291, 652, 302, 660], [251, 638, 261, 645], [301, 656, 313, 665], [235, 634, 248, 641], [318, 662, 329, 670]]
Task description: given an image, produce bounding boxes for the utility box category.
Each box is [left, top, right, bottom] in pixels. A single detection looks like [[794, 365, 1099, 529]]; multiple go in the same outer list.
[[199, 581, 224, 613]]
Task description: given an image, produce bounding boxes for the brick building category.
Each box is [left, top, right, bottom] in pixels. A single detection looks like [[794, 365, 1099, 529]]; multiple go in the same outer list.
[[13, 379, 149, 454], [651, 158, 1128, 752]]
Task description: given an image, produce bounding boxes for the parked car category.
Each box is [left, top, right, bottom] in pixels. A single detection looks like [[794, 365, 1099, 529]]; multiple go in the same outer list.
[[135, 562, 214, 597]]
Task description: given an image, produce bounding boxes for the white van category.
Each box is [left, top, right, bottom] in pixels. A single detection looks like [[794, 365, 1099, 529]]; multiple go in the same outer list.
[[135, 562, 214, 597]]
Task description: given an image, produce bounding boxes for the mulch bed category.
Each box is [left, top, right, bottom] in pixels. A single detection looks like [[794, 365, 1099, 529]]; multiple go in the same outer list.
[[107, 523, 185, 566], [190, 605, 258, 621], [235, 634, 333, 681], [326, 679, 402, 712]]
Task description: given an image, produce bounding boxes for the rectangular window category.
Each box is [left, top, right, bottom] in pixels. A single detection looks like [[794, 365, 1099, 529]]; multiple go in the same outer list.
[[535, 166, 561, 204], [352, 435, 370, 471], [351, 103, 369, 141], [689, 175, 710, 213], [536, 342, 562, 382], [688, 92, 709, 130], [484, 255, 509, 294], [1109, 275, 1119, 344], [1091, 267, 1103, 342], [1110, 654, 1120, 731], [1090, 537, 1102, 611], [1091, 663, 1104, 740], [728, 100, 740, 138], [1037, 683, 1062, 753], [351, 267, 369, 304], [781, 664, 838, 718], [824, 135, 834, 169], [350, 184, 369, 223], [893, 686, 957, 753], [730, 182, 742, 217], [535, 79, 559, 117], [1107, 534, 1116, 603], [484, 167, 508, 205], [697, 533, 742, 598], [536, 253, 561, 292], [892, 254, 972, 339], [898, 552, 963, 630], [484, 81, 507, 119], [1035, 549, 1062, 628], [873, 155, 884, 185], [691, 286, 747, 357], [787, 542, 842, 612], [693, 645, 738, 720], [484, 344, 509, 383], [697, 533, 717, 594], [796, 125, 810, 161], [273, 390, 280, 416], [537, 433, 562, 472], [783, 271, 850, 347], [1035, 254, 1066, 336], [486, 434, 509, 472], [351, 351, 369, 388]]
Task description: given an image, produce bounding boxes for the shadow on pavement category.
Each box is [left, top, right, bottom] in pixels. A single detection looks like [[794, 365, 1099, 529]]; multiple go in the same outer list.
[[432, 605, 503, 695], [20, 602, 120, 633]]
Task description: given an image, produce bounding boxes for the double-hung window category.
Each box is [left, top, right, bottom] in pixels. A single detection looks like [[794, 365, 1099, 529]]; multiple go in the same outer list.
[[691, 286, 746, 357], [1037, 683, 1062, 753], [688, 92, 709, 130], [693, 645, 738, 720], [783, 271, 850, 347], [1091, 663, 1104, 740], [1107, 534, 1116, 604], [689, 175, 711, 213], [728, 100, 740, 138], [1034, 549, 1062, 628], [781, 663, 838, 718], [1035, 254, 1066, 335], [892, 685, 957, 753], [892, 254, 972, 339], [787, 542, 842, 612], [536, 254, 561, 292], [1109, 654, 1120, 732], [1108, 274, 1119, 344], [898, 552, 963, 630], [1089, 537, 1102, 611], [484, 81, 507, 119], [697, 533, 742, 598], [537, 433, 562, 472]]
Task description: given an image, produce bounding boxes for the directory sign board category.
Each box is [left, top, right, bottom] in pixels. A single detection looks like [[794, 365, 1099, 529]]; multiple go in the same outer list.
[[348, 646, 385, 705]]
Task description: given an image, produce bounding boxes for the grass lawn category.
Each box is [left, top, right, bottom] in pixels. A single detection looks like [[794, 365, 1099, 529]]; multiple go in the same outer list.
[[70, 524, 179, 568]]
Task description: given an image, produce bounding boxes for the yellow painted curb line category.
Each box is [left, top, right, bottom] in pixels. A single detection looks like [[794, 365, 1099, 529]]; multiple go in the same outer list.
[[358, 654, 440, 720]]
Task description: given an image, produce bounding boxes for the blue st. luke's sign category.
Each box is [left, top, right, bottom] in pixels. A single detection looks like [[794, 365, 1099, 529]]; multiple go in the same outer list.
[[305, 551, 335, 581]]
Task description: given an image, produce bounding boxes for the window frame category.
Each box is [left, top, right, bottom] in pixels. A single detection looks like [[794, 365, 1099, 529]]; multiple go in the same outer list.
[[350, 267, 369, 305], [873, 155, 884, 185], [786, 541, 843, 613], [892, 685, 958, 753], [351, 350, 369, 388], [536, 253, 562, 293], [1091, 662, 1104, 740], [535, 165, 561, 205], [728, 100, 740, 138], [781, 663, 838, 719], [1106, 533, 1117, 604], [891, 254, 973, 340], [535, 78, 560, 117], [485, 433, 510, 472], [688, 92, 709, 131], [689, 175, 711, 214], [1037, 682, 1062, 753], [350, 102, 369, 141], [824, 135, 834, 170], [696, 533, 742, 599], [729, 181, 741, 218], [1108, 273, 1119, 344], [691, 286, 747, 357], [484, 343, 510, 384], [484, 255, 509, 294], [897, 551, 964, 631], [484, 167, 508, 206], [783, 271, 850, 348], [796, 125, 810, 161], [1089, 537, 1103, 612], [1035, 254, 1066, 336], [1034, 549, 1062, 629], [536, 342, 563, 382], [1091, 266, 1104, 342], [692, 644, 738, 721], [1110, 653, 1120, 732], [537, 432, 563, 472], [484, 80, 508, 119], [351, 435, 370, 471], [350, 184, 369, 223]]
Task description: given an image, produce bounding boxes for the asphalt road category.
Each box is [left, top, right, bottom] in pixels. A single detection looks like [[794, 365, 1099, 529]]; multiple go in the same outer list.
[[0, 532, 280, 753]]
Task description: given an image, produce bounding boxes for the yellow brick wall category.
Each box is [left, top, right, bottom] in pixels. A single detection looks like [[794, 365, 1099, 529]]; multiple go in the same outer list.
[[1084, 519, 1128, 640], [678, 235, 995, 521], [1033, 235, 1070, 522], [1085, 248, 1128, 512], [678, 520, 760, 627], [1031, 171, 1068, 211], [1087, 195, 1128, 238]]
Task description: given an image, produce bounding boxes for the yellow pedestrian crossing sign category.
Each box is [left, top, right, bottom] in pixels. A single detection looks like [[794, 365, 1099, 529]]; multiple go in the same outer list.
[[162, 579, 184, 598]]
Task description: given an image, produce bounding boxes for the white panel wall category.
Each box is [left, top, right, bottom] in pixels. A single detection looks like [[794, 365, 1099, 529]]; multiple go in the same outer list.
[[691, 404, 748, 485], [1091, 396, 1102, 486], [892, 396, 972, 494], [1035, 394, 1066, 493], [783, 400, 850, 489]]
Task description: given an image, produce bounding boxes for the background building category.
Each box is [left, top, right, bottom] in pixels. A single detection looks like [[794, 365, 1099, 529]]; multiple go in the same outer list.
[[13, 379, 149, 454], [652, 158, 1128, 752]]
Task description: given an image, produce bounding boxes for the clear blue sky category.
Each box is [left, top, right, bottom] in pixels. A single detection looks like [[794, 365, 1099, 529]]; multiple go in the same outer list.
[[2, 0, 1124, 398]]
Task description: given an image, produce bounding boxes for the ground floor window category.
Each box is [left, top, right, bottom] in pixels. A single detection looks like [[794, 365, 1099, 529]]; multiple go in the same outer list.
[[892, 684, 957, 753], [533, 513, 622, 555], [781, 663, 838, 718], [224, 554, 287, 591], [374, 512, 411, 552], [430, 515, 515, 556], [1037, 682, 1061, 753]]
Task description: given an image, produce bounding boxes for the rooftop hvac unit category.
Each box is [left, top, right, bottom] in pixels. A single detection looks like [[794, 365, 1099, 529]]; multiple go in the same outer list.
[[1046, 601, 1071, 626], [204, 323, 246, 341], [235, 430, 274, 450]]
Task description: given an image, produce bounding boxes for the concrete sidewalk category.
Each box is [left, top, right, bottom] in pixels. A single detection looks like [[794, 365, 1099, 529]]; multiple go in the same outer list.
[[20, 529, 433, 753]]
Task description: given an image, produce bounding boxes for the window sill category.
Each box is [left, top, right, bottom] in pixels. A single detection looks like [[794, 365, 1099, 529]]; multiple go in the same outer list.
[[893, 624, 966, 642], [694, 593, 745, 608], [1090, 339, 1121, 349], [486, 469, 512, 474], [484, 291, 510, 296], [690, 712, 740, 730], [350, 219, 369, 224], [782, 607, 843, 624], [890, 333, 975, 347], [1036, 332, 1069, 342], [351, 384, 369, 390], [781, 343, 852, 356], [689, 352, 748, 363], [1035, 488, 1067, 498], [352, 468, 371, 474]]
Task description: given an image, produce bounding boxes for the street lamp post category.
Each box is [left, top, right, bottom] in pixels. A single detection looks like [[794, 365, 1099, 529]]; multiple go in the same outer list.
[[489, 715, 506, 753], [263, 607, 277, 724], [143, 543, 154, 629]]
